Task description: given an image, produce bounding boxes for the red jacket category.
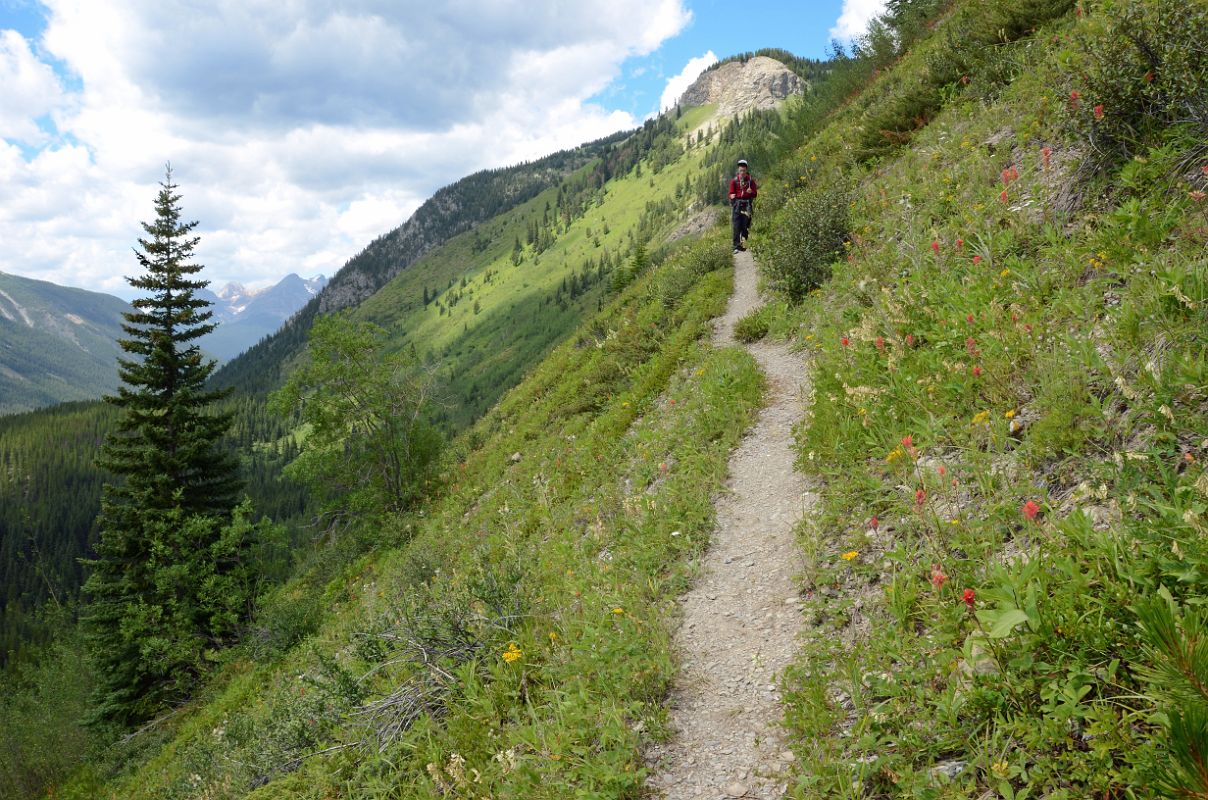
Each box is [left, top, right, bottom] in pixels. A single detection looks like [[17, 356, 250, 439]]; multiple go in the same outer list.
[[729, 174, 757, 201]]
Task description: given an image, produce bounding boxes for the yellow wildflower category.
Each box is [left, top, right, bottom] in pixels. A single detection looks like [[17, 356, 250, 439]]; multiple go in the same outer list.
[[612, 607, 624, 615], [841, 551, 859, 561], [549, 631, 558, 642], [502, 642, 523, 663], [886, 447, 904, 463], [999, 268, 1010, 277], [1005, 409, 1016, 419], [971, 410, 991, 425], [991, 761, 1010, 778]]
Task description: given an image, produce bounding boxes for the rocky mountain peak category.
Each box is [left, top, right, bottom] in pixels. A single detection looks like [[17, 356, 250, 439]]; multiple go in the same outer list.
[[677, 55, 804, 117]]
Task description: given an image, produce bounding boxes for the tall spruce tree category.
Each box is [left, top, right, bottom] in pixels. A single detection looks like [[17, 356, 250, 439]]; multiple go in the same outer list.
[[83, 166, 245, 726]]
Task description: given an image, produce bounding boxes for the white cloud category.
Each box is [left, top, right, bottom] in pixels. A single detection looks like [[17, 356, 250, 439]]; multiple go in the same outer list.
[[829, 0, 889, 41], [0, 30, 66, 143], [0, 1, 693, 298], [659, 50, 718, 112]]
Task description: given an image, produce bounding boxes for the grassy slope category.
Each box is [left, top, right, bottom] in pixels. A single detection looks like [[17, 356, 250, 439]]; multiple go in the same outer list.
[[739, 2, 1207, 796], [353, 117, 713, 428]]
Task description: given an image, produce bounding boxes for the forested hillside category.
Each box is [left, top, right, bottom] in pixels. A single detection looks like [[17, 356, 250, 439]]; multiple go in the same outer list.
[[4, 1, 1207, 796]]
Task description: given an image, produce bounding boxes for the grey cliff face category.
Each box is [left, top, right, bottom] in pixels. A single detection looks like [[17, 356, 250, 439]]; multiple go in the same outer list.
[[678, 56, 804, 117]]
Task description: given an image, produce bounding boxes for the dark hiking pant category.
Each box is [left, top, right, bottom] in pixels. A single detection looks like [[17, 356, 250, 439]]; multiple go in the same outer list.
[[731, 200, 752, 249]]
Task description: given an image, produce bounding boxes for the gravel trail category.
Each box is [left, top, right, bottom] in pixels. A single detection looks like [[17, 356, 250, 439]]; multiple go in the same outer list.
[[645, 250, 814, 799]]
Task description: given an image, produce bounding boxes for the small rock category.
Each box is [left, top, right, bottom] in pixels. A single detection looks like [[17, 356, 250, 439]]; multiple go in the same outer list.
[[509, 451, 522, 463], [726, 781, 749, 797], [930, 760, 967, 780], [779, 750, 796, 762], [784, 596, 798, 605]]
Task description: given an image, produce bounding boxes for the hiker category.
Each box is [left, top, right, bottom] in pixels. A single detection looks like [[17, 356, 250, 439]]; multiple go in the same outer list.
[[728, 159, 758, 254]]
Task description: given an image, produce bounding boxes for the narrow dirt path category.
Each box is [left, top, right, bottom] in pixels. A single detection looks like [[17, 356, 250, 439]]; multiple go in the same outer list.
[[645, 250, 814, 799]]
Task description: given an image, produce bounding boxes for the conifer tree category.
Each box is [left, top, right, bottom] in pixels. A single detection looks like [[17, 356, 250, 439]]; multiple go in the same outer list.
[[83, 166, 247, 726]]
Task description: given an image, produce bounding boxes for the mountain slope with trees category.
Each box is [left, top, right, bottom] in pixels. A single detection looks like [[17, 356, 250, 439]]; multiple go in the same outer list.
[[5, 11, 1207, 796], [0, 272, 131, 414]]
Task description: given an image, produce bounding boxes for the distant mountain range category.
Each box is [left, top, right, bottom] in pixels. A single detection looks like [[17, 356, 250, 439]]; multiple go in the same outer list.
[[0, 271, 325, 414], [197, 273, 327, 361]]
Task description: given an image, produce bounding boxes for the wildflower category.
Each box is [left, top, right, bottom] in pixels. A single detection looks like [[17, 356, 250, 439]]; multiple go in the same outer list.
[[886, 447, 903, 463], [1001, 168, 1012, 186], [1069, 90, 1080, 109], [931, 240, 940, 254], [1000, 268, 1010, 277], [1010, 166, 1019, 181], [612, 607, 624, 615], [1191, 190, 1207, 203], [1022, 500, 1040, 520], [1005, 409, 1016, 419], [930, 564, 948, 589], [972, 365, 982, 377], [1000, 190, 1008, 204], [876, 336, 886, 351], [841, 551, 859, 561], [1093, 104, 1104, 120], [966, 336, 978, 354], [915, 488, 926, 507], [962, 588, 976, 609], [1202, 165, 1208, 176], [937, 464, 946, 477], [502, 642, 523, 663], [869, 515, 879, 531], [971, 410, 991, 425], [1144, 70, 1155, 83], [1041, 146, 1052, 170], [960, 75, 970, 85], [841, 336, 850, 347], [901, 434, 913, 448], [972, 255, 983, 265], [956, 238, 964, 249], [966, 314, 975, 324], [549, 631, 558, 642], [906, 334, 915, 346]]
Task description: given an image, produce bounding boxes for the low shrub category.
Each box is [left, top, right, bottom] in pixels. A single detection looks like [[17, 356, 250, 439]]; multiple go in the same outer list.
[[756, 174, 851, 302], [733, 306, 772, 342]]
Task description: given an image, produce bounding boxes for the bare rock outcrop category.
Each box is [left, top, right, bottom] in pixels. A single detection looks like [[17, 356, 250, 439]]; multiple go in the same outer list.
[[678, 56, 804, 117]]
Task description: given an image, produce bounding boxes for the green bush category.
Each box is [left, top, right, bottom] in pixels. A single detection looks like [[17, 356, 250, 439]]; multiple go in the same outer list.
[[733, 306, 772, 342], [756, 175, 851, 302], [1063, 0, 1208, 158]]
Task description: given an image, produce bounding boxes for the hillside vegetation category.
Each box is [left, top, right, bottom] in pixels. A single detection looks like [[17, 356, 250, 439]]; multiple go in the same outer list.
[[4, 1, 1208, 797]]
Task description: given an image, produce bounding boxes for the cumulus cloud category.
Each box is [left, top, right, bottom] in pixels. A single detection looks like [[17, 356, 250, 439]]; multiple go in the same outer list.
[[659, 50, 718, 112], [0, 1, 692, 296], [829, 0, 889, 41], [0, 29, 66, 143]]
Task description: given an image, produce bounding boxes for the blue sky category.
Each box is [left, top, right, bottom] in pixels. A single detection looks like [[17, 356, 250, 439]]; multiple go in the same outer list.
[[0, 1, 885, 297]]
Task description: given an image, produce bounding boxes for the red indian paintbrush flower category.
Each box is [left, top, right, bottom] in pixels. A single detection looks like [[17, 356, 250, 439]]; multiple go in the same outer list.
[[931, 564, 948, 589], [876, 336, 886, 351], [841, 336, 850, 347], [1069, 90, 1081, 109], [972, 365, 982, 377], [1042, 146, 1052, 170], [962, 588, 976, 609], [901, 434, 913, 448], [1093, 104, 1104, 120], [966, 314, 975, 324], [931, 240, 940, 254], [972, 255, 982, 265], [1000, 190, 1009, 204], [956, 238, 964, 250], [915, 488, 926, 507], [906, 334, 915, 346], [1022, 500, 1040, 520], [966, 337, 978, 355], [869, 515, 879, 531]]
